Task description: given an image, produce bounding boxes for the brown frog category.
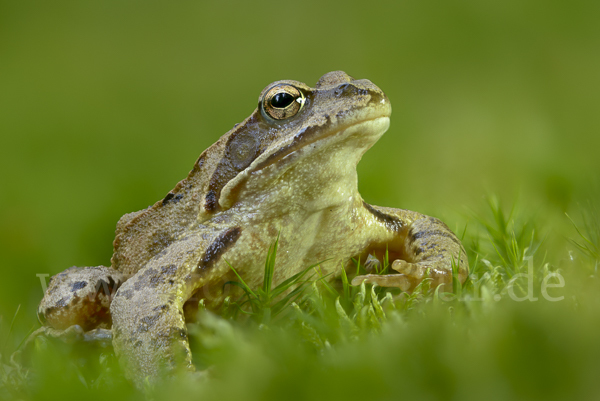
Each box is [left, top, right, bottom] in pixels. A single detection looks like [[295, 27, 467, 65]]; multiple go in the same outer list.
[[37, 71, 468, 387]]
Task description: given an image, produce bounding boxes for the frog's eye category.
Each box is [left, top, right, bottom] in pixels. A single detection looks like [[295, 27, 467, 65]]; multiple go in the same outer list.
[[262, 85, 305, 120]]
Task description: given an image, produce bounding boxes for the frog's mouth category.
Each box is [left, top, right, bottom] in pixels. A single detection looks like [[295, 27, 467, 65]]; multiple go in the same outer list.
[[249, 114, 391, 174]]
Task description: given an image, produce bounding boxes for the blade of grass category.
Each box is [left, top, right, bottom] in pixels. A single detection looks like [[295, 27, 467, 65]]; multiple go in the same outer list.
[[2, 304, 21, 356]]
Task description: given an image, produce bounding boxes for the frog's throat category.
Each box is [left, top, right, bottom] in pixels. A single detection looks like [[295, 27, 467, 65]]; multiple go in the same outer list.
[[218, 116, 390, 210]]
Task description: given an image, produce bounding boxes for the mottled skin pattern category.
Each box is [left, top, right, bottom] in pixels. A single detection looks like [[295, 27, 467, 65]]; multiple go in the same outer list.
[[37, 71, 468, 387], [37, 266, 125, 331]]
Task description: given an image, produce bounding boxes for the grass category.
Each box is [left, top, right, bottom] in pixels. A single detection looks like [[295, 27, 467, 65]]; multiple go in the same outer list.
[[1, 197, 599, 401], [566, 201, 600, 267]]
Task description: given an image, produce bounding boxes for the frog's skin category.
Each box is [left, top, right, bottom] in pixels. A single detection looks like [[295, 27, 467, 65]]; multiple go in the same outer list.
[[37, 71, 468, 387]]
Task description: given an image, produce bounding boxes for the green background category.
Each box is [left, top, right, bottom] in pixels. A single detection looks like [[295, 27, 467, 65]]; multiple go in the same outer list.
[[0, 0, 598, 391]]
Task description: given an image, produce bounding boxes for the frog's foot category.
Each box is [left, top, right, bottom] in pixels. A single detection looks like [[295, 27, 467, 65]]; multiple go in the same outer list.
[[35, 324, 85, 342], [37, 266, 125, 332], [11, 325, 109, 367], [351, 259, 452, 292], [23, 326, 112, 351]]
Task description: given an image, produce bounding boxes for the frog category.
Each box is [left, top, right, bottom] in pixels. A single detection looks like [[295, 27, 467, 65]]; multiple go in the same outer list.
[[36, 71, 468, 387]]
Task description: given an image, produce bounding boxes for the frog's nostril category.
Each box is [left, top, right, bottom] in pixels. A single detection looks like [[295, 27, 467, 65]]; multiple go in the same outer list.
[[334, 83, 356, 97]]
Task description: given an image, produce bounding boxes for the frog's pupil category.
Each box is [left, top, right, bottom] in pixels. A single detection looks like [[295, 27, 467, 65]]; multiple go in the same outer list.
[[271, 92, 294, 108]]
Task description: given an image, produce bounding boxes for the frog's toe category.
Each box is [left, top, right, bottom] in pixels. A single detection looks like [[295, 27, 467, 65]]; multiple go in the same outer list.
[[391, 259, 426, 280], [351, 274, 412, 291]]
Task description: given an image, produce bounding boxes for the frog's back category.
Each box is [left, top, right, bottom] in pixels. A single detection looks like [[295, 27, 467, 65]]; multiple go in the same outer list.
[[110, 134, 228, 276]]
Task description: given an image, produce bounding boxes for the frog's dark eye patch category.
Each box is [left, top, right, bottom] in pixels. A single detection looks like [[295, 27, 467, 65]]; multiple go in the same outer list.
[[262, 84, 305, 120]]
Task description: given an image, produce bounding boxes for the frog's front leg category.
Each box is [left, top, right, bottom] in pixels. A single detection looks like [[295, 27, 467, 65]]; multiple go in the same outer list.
[[352, 203, 468, 292], [110, 226, 241, 388]]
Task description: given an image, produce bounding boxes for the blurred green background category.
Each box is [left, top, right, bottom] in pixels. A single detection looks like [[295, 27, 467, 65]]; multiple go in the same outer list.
[[0, 0, 599, 391]]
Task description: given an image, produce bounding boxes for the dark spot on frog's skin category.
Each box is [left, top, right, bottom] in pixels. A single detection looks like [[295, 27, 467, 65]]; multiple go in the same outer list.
[[160, 264, 177, 275], [205, 189, 218, 212], [134, 340, 143, 348], [156, 248, 169, 259], [362, 202, 404, 232], [153, 304, 168, 311], [118, 289, 134, 300], [162, 192, 184, 206], [55, 296, 68, 308], [42, 306, 55, 318], [195, 153, 205, 167], [414, 242, 442, 257], [168, 280, 175, 285], [335, 109, 351, 120], [137, 313, 161, 333], [150, 275, 163, 287], [148, 230, 175, 257], [424, 242, 438, 250], [134, 268, 159, 291], [71, 281, 88, 292], [334, 83, 369, 98], [410, 229, 461, 246], [198, 227, 242, 271], [150, 330, 173, 349], [145, 265, 177, 287], [427, 254, 445, 260]]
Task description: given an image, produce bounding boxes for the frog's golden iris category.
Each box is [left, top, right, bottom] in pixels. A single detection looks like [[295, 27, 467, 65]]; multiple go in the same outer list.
[[261, 84, 305, 120]]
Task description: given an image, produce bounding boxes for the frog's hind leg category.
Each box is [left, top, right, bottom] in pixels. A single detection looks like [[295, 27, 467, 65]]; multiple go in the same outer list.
[[352, 204, 468, 292]]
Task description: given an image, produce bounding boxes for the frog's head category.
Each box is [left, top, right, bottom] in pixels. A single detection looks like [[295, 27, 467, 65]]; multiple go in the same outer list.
[[211, 71, 391, 211]]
